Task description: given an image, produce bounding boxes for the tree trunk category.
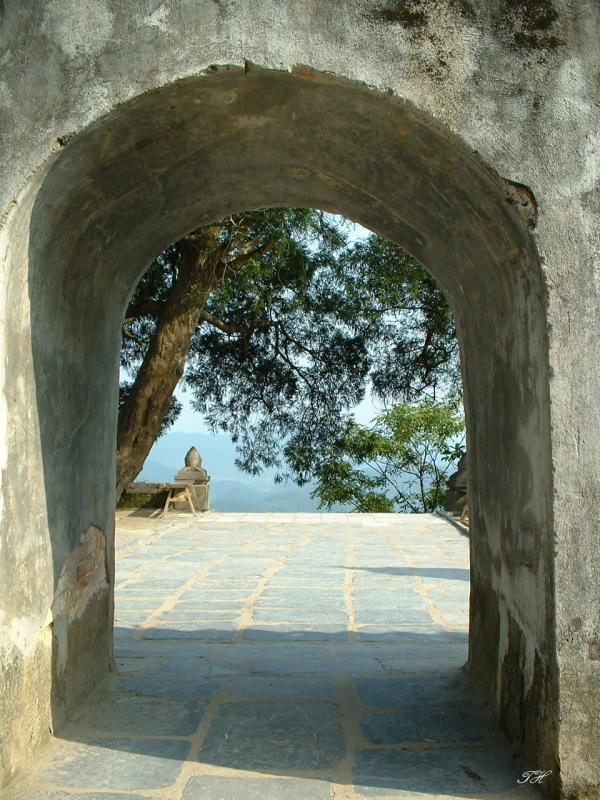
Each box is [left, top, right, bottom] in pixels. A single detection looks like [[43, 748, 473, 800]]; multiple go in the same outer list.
[[115, 229, 224, 500]]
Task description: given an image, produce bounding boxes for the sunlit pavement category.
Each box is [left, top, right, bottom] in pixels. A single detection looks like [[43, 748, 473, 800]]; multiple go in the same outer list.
[[3, 513, 540, 800]]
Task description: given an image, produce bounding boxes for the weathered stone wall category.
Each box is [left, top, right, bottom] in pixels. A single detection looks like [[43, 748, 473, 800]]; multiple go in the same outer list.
[[0, 2, 598, 797]]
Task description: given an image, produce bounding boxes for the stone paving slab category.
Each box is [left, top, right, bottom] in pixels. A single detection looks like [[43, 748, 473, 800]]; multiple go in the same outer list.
[[354, 748, 527, 797], [6, 794, 146, 800], [183, 775, 333, 799], [41, 738, 190, 790], [1, 512, 542, 800], [84, 695, 209, 736], [199, 701, 346, 771]]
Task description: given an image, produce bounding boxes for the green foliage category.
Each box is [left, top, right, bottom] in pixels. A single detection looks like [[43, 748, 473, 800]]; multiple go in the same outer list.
[[121, 208, 461, 497], [312, 400, 465, 513]]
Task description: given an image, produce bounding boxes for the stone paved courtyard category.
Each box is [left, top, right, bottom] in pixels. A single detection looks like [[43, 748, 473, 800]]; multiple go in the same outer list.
[[2, 513, 540, 800]]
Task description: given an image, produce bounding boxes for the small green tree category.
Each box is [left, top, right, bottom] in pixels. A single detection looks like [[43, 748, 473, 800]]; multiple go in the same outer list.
[[312, 400, 465, 513]]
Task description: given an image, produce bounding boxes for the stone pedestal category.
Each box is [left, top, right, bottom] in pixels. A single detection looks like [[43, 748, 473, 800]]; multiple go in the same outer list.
[[174, 447, 210, 512], [444, 453, 467, 515]]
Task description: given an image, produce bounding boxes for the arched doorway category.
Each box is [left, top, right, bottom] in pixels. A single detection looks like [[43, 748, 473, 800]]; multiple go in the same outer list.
[[0, 62, 595, 798]]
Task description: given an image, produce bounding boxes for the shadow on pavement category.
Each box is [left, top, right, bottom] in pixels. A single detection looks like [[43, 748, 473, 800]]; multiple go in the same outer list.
[[343, 566, 470, 581], [22, 626, 537, 800]]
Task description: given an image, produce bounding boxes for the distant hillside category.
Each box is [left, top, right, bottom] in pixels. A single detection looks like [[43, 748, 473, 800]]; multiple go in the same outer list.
[[139, 432, 246, 482], [210, 479, 324, 513], [140, 459, 175, 483]]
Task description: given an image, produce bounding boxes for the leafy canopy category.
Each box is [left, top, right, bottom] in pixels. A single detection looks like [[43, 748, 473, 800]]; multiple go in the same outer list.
[[121, 208, 461, 490]]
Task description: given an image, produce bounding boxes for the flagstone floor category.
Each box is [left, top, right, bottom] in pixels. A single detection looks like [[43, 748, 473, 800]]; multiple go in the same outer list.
[[2, 513, 540, 800]]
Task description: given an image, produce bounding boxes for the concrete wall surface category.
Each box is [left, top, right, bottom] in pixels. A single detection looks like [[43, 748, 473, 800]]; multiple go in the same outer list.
[[0, 2, 598, 797]]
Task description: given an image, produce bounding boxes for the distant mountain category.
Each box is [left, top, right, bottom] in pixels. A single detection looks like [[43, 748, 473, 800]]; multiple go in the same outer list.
[[139, 432, 244, 482], [210, 479, 324, 513], [137, 431, 340, 512], [139, 459, 176, 483]]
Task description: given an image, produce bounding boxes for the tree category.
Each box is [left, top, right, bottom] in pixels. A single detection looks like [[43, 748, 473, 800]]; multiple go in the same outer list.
[[312, 401, 465, 513], [117, 209, 333, 497], [118, 208, 460, 499]]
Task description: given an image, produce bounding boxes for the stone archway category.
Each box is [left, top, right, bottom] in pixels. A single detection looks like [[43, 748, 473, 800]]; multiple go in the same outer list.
[[1, 5, 598, 799]]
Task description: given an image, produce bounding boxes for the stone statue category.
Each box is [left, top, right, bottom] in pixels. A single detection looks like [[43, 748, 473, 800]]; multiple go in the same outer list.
[[184, 446, 202, 468], [444, 453, 468, 518], [175, 446, 210, 511]]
